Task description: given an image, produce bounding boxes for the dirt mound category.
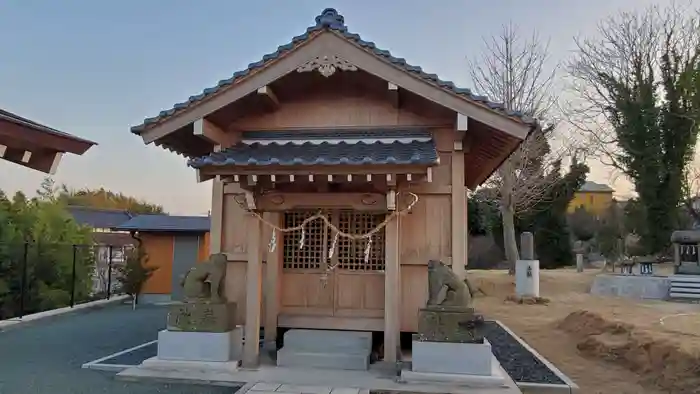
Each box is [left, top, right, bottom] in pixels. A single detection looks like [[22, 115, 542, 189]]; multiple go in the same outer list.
[[558, 310, 700, 394]]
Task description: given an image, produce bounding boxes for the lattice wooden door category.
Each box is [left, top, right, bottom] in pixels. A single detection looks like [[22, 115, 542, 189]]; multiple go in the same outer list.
[[280, 210, 386, 319]]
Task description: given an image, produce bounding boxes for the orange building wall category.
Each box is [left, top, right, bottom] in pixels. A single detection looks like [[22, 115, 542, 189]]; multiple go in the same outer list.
[[198, 232, 210, 262], [140, 232, 211, 295], [140, 233, 174, 294]]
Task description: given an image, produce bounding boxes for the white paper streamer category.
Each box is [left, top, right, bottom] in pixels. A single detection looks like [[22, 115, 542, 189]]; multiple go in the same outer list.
[[328, 232, 339, 259], [363, 237, 372, 264], [299, 226, 305, 249], [268, 229, 277, 253]]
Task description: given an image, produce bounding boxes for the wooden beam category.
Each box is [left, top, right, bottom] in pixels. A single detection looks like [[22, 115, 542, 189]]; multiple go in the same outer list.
[[263, 212, 281, 351], [243, 214, 263, 368], [386, 174, 396, 187], [383, 213, 400, 362], [451, 149, 467, 278], [386, 190, 397, 211], [0, 144, 6, 157], [244, 190, 256, 210], [195, 169, 215, 183], [48, 152, 63, 175], [209, 176, 224, 254], [457, 113, 469, 132], [257, 86, 279, 109], [193, 118, 228, 145], [21, 151, 32, 163], [388, 82, 399, 108]]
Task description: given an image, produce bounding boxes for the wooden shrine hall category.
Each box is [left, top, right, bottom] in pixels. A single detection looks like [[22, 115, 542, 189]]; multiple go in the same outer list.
[[131, 8, 537, 368]]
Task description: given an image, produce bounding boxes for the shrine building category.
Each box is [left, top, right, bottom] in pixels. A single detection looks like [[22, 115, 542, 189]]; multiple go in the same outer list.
[[130, 8, 536, 368]]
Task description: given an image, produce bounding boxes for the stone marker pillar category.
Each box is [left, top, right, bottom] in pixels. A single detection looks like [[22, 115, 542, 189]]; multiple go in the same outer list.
[[516, 232, 540, 297], [521, 232, 534, 260], [573, 240, 585, 273], [576, 254, 584, 273]]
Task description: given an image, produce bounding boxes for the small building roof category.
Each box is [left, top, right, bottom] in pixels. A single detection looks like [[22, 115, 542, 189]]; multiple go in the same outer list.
[[579, 181, 614, 193], [67, 206, 134, 229], [189, 128, 438, 168], [0, 108, 97, 174], [112, 214, 211, 233]]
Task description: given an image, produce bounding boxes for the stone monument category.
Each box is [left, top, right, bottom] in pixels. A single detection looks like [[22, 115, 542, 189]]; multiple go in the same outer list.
[[148, 253, 242, 369], [401, 260, 508, 387], [515, 232, 540, 297], [573, 240, 586, 273]]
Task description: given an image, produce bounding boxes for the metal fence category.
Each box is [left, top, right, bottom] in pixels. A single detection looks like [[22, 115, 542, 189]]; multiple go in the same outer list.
[[0, 242, 133, 320]]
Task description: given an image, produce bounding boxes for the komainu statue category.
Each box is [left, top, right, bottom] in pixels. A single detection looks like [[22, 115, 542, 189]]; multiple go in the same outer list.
[[180, 253, 227, 303], [426, 259, 475, 308]]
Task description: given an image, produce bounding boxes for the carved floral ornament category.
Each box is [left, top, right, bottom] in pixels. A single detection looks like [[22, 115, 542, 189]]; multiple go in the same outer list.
[[296, 54, 358, 77]]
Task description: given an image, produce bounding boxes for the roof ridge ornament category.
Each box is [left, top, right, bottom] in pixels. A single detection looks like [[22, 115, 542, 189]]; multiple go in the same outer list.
[[296, 54, 357, 77], [315, 8, 346, 29]]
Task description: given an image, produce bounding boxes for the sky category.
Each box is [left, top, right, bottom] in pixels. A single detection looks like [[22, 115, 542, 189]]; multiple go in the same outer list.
[[0, 0, 673, 215]]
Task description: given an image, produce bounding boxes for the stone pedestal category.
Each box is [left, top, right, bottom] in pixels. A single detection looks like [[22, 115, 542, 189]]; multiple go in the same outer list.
[[157, 327, 243, 362], [515, 259, 540, 297], [412, 338, 493, 375], [417, 307, 484, 343], [402, 338, 507, 388], [166, 302, 236, 332]]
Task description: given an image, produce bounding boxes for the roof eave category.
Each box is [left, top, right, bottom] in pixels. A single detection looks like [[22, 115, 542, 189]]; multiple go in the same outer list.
[[469, 122, 540, 190]]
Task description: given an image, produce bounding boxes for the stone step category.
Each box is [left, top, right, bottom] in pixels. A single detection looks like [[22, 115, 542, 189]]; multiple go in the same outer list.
[[276, 348, 370, 371], [282, 329, 372, 354]]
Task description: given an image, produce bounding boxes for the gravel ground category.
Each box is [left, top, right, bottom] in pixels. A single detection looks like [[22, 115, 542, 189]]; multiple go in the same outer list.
[[483, 321, 564, 384], [0, 303, 241, 394]]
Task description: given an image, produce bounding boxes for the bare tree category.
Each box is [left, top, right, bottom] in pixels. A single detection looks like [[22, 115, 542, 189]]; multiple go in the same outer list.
[[567, 3, 700, 253], [468, 23, 567, 272], [681, 165, 700, 226]]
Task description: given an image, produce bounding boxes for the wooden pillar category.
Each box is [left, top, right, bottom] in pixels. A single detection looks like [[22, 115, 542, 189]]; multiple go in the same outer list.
[[383, 213, 400, 363], [451, 144, 467, 278], [243, 213, 263, 368], [209, 176, 224, 254], [263, 212, 281, 351]]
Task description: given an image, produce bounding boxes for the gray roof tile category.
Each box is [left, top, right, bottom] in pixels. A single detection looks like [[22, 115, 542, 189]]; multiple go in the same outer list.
[[131, 8, 535, 134], [112, 214, 210, 233], [188, 128, 438, 167], [67, 206, 134, 228]]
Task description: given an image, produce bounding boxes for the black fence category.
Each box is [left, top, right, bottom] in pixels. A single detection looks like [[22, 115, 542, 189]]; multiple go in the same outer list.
[[0, 242, 133, 320]]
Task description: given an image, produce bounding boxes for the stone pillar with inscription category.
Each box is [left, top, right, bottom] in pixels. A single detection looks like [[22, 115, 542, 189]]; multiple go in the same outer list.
[[147, 253, 242, 369]]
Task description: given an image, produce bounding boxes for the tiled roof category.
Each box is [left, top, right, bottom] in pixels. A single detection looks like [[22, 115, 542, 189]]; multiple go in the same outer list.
[[187, 128, 438, 168], [112, 214, 211, 233], [67, 206, 134, 229], [131, 8, 535, 134], [579, 181, 614, 193]]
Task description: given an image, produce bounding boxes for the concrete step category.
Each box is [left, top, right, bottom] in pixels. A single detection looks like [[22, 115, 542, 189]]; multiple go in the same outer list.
[[282, 329, 372, 354], [276, 348, 370, 371], [668, 275, 700, 300]]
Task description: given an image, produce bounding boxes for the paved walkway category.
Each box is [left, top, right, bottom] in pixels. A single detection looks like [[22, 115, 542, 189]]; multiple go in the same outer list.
[[0, 303, 240, 394]]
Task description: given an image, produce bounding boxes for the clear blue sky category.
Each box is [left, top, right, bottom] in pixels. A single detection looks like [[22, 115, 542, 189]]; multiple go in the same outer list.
[[0, 0, 667, 214]]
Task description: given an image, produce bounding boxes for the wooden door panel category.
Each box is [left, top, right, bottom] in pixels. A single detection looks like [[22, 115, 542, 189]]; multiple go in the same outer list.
[[335, 273, 364, 309], [281, 271, 334, 316], [333, 272, 384, 318], [363, 273, 385, 311]]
